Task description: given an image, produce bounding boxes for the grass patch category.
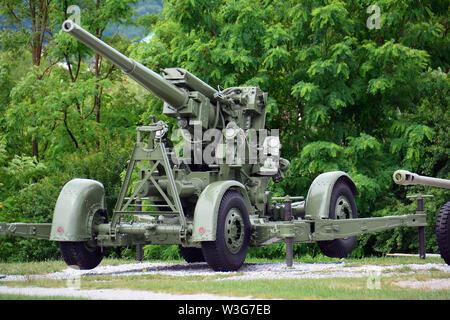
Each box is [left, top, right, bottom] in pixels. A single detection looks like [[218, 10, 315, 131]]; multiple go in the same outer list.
[[79, 275, 449, 299], [0, 260, 67, 275], [0, 258, 147, 275], [0, 256, 448, 300], [0, 293, 89, 300], [247, 255, 446, 266], [1, 271, 448, 300], [338, 256, 445, 267]]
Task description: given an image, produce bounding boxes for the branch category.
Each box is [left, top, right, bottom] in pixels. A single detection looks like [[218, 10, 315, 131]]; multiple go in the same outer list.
[[40, 119, 57, 160], [37, 60, 57, 79], [64, 53, 75, 82], [74, 54, 81, 81], [79, 102, 97, 120], [28, 0, 36, 33], [38, 0, 50, 48], [63, 107, 79, 149], [102, 63, 115, 80], [5, 3, 23, 27]]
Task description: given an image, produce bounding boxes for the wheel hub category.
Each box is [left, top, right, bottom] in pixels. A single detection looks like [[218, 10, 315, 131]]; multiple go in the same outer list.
[[224, 208, 244, 254], [335, 195, 353, 240], [335, 195, 352, 220]]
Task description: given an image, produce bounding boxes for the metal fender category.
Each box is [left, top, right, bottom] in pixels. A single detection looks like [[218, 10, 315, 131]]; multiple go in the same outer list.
[[192, 180, 252, 242], [305, 171, 359, 219], [50, 179, 106, 241]]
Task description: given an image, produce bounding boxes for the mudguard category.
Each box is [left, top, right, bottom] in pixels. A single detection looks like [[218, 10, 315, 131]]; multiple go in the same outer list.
[[50, 178, 105, 241], [191, 180, 252, 242], [305, 171, 359, 219]]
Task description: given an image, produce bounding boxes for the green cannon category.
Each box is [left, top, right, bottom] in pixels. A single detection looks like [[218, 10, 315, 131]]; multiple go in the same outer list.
[[393, 170, 450, 189], [393, 170, 450, 264], [0, 20, 445, 271]]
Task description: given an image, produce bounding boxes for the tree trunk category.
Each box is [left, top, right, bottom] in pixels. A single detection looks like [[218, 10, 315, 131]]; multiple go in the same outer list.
[[29, 0, 51, 160], [32, 139, 39, 159]]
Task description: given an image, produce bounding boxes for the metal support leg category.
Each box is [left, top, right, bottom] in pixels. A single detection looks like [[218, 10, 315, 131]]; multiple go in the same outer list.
[[136, 244, 143, 262], [416, 197, 426, 259], [418, 226, 426, 259], [284, 198, 293, 268], [407, 194, 432, 259], [136, 200, 144, 262]]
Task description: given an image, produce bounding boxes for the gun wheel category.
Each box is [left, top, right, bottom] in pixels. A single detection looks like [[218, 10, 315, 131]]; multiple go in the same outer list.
[[201, 190, 250, 271], [317, 181, 358, 258], [436, 201, 450, 265], [179, 246, 205, 263], [59, 241, 104, 270], [59, 209, 107, 270]]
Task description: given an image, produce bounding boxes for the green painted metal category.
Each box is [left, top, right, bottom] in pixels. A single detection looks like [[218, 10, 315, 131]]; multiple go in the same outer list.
[[250, 213, 426, 245], [334, 195, 353, 220], [223, 208, 245, 254], [191, 180, 251, 242], [304, 171, 359, 219], [107, 124, 188, 241], [50, 178, 105, 241], [0, 222, 51, 239], [393, 170, 450, 189]]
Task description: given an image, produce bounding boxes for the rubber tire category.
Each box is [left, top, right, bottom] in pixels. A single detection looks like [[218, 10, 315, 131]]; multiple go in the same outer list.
[[201, 190, 250, 271], [59, 241, 104, 270], [436, 201, 450, 265], [317, 181, 358, 258], [179, 246, 205, 263]]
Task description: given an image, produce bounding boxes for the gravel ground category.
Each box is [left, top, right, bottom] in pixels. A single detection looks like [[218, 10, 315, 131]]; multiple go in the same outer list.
[[0, 261, 449, 299], [0, 285, 255, 300]]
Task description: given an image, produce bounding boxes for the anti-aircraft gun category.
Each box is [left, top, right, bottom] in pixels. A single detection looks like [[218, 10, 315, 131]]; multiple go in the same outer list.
[[393, 170, 450, 264], [1, 21, 447, 271]]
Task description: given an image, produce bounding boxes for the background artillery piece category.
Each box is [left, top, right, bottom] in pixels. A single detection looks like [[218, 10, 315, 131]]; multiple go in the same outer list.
[[393, 170, 450, 264]]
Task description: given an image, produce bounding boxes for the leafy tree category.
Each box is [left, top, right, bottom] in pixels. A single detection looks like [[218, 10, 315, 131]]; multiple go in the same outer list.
[[1, 0, 140, 160], [0, 0, 145, 261]]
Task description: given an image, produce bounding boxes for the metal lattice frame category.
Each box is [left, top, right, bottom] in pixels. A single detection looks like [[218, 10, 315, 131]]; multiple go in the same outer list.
[[110, 125, 186, 235]]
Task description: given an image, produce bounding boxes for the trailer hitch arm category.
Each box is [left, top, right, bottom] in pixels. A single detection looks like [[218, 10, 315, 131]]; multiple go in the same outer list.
[[0, 222, 52, 240]]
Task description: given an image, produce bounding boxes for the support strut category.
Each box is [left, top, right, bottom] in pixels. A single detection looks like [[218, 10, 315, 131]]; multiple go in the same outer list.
[[407, 194, 433, 259]]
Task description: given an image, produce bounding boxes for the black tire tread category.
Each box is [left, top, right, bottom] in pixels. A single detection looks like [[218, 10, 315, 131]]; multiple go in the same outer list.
[[179, 246, 205, 263], [201, 190, 250, 271], [317, 181, 358, 258], [59, 241, 104, 270], [436, 201, 450, 265]]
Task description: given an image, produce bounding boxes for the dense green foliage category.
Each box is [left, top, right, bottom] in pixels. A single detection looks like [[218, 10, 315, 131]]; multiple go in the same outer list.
[[0, 0, 448, 261]]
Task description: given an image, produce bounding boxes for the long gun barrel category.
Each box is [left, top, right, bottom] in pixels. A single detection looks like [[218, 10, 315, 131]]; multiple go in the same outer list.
[[62, 20, 189, 109], [393, 170, 450, 189]]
